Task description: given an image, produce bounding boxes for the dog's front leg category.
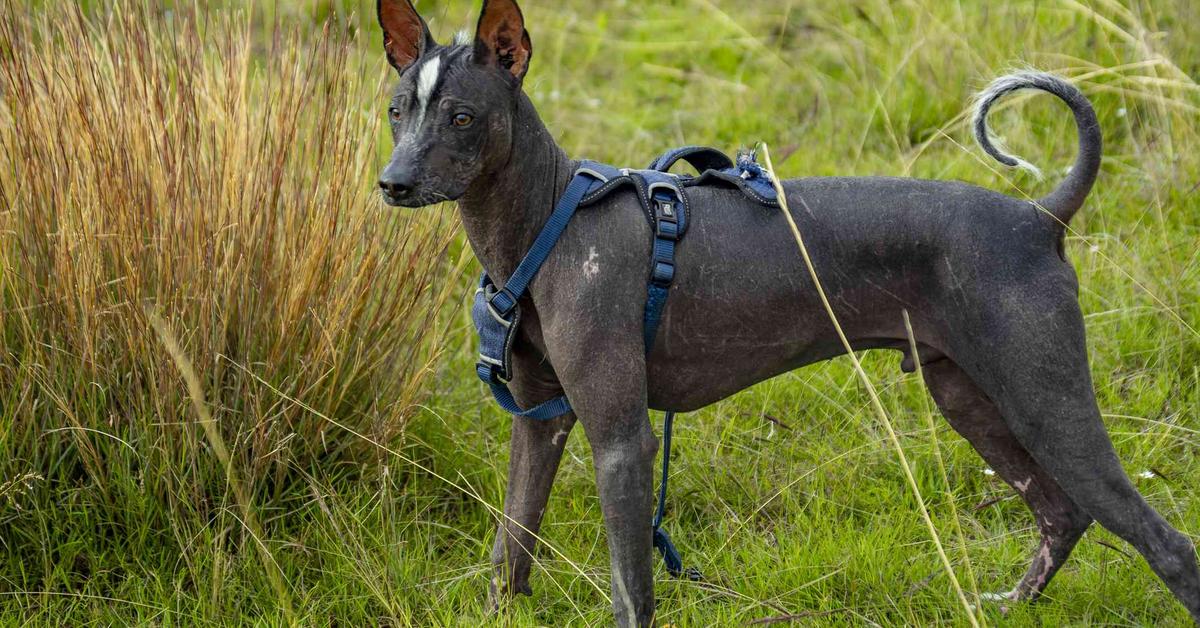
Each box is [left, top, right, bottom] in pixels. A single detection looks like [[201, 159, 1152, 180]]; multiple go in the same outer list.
[[540, 280, 658, 626], [582, 403, 658, 627], [558, 354, 657, 628], [489, 410, 576, 605]]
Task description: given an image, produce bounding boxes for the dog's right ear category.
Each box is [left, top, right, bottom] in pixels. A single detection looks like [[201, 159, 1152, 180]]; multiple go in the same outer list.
[[378, 0, 435, 74]]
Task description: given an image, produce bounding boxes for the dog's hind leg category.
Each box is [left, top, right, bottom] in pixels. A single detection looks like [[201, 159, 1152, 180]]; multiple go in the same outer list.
[[488, 406, 576, 607], [923, 358, 1092, 603], [958, 290, 1200, 622]]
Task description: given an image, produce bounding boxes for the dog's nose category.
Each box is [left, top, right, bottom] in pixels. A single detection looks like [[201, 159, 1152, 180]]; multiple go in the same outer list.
[[379, 175, 413, 198]]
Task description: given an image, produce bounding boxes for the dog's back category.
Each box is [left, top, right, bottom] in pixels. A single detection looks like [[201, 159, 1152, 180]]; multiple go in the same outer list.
[[623, 174, 1067, 410]]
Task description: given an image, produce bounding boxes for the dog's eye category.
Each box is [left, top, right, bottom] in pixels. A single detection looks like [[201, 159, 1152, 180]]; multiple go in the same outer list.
[[452, 113, 474, 127], [389, 108, 402, 122]]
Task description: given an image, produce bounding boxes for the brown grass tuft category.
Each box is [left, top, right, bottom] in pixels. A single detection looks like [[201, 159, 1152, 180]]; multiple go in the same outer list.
[[0, 2, 457, 516]]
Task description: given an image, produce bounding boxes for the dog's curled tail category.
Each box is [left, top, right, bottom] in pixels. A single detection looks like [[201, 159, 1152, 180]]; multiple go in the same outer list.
[[972, 71, 1102, 227]]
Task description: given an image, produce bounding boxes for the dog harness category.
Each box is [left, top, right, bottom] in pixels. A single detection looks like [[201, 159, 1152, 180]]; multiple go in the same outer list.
[[471, 146, 779, 579]]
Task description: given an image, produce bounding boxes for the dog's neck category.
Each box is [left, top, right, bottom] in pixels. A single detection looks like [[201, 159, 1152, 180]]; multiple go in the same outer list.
[[457, 91, 573, 285]]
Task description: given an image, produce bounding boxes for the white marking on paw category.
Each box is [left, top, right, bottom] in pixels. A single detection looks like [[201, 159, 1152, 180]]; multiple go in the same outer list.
[[973, 591, 1015, 616], [1014, 477, 1031, 493], [583, 247, 600, 279]]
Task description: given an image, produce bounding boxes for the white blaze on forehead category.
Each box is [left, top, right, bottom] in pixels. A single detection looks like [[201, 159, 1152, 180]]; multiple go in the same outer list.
[[414, 55, 442, 129]]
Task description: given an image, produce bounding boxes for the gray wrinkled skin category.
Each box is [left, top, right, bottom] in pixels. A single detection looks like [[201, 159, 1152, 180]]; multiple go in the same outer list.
[[375, 1, 1200, 625]]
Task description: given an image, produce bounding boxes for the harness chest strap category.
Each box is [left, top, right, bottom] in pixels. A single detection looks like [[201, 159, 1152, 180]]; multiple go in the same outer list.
[[471, 171, 600, 420], [470, 162, 695, 418]]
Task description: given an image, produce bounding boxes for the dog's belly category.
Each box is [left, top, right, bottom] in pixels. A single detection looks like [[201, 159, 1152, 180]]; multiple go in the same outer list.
[[641, 230, 917, 410], [644, 312, 907, 411]]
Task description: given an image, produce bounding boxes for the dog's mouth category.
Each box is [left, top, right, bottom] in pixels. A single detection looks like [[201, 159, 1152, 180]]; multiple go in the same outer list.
[[380, 190, 458, 209], [380, 191, 418, 208]]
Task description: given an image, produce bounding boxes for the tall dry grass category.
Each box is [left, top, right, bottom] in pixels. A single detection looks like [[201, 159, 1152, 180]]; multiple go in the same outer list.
[[0, 0, 456, 543]]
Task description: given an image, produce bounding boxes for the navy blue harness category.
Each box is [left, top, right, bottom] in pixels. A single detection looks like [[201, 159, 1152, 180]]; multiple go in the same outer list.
[[472, 146, 778, 579]]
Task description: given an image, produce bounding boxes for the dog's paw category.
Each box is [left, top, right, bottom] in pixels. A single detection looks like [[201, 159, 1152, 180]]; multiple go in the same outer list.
[[970, 591, 1017, 616], [487, 577, 506, 615], [488, 575, 533, 614]]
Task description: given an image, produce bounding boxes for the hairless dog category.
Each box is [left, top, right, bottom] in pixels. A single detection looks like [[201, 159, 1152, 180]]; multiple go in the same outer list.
[[374, 0, 1200, 625]]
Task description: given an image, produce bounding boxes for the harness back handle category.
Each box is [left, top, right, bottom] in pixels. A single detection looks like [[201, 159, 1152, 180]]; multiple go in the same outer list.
[[648, 146, 735, 175]]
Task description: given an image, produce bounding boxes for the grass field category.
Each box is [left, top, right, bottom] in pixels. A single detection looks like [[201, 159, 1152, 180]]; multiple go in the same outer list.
[[2, 0, 1199, 625]]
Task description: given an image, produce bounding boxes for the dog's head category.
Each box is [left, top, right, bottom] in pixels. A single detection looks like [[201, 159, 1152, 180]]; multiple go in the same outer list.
[[376, 0, 532, 208]]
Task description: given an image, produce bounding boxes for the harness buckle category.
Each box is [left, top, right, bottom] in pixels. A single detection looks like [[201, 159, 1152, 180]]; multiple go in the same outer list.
[[487, 286, 519, 319], [476, 361, 508, 385], [654, 201, 680, 240]]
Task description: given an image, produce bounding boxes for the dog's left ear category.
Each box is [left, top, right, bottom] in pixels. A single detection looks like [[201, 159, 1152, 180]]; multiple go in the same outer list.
[[473, 0, 532, 83]]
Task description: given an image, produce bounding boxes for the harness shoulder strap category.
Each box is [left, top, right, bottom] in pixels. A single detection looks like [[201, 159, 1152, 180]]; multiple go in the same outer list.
[[577, 161, 633, 208], [486, 172, 601, 316]]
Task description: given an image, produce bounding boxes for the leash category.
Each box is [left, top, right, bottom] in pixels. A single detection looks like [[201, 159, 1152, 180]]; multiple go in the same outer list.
[[472, 147, 779, 580], [652, 410, 702, 580]]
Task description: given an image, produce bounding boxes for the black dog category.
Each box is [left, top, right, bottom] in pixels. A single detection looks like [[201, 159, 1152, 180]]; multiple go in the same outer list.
[[374, 0, 1200, 624]]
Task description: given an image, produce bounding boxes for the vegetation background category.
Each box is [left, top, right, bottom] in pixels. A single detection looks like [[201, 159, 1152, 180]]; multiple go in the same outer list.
[[1, 0, 1198, 624]]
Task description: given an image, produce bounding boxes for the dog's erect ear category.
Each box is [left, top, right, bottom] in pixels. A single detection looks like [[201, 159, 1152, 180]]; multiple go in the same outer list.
[[473, 0, 532, 83], [378, 0, 435, 74]]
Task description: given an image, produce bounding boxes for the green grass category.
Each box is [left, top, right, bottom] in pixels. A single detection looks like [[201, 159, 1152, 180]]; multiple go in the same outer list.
[[2, 0, 1200, 625]]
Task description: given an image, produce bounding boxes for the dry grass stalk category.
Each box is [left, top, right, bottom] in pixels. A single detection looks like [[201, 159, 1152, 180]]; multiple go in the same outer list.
[[0, 1, 456, 531]]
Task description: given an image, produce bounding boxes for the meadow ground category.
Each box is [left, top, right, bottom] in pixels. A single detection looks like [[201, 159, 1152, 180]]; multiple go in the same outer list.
[[2, 0, 1199, 625]]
